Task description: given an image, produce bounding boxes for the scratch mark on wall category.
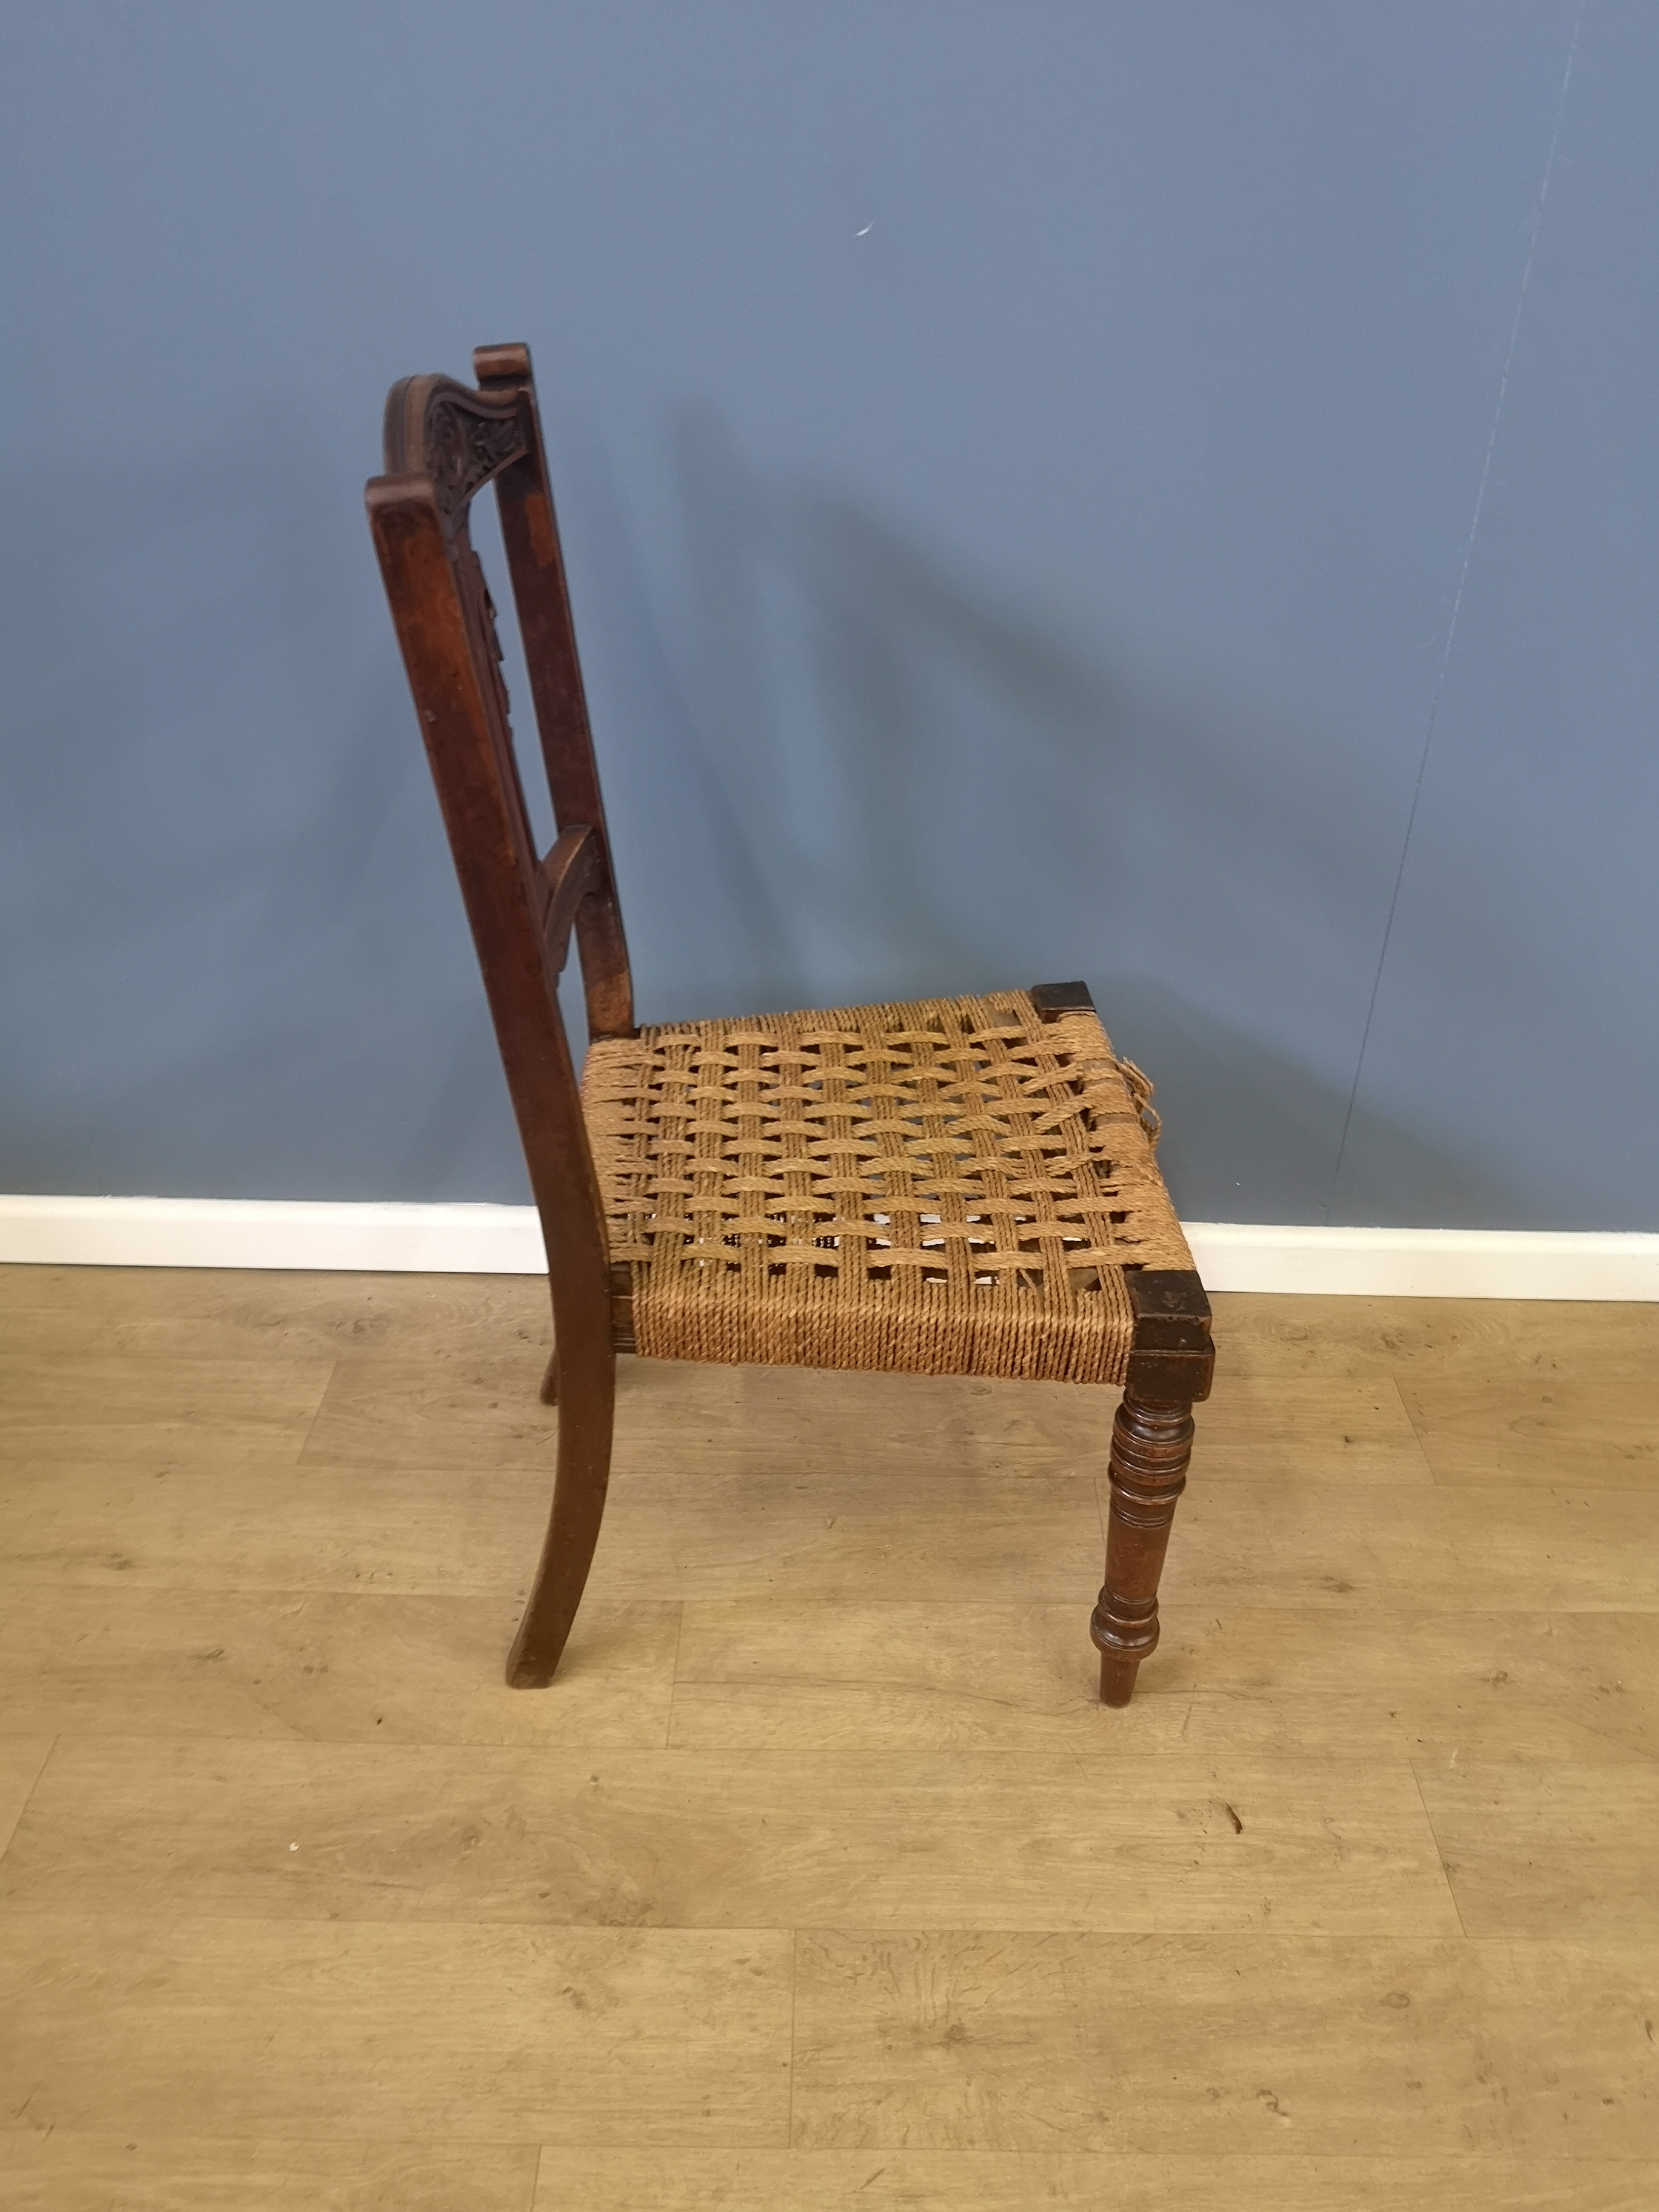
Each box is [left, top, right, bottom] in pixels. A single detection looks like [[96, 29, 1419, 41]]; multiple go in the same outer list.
[[1325, 3, 1586, 1219]]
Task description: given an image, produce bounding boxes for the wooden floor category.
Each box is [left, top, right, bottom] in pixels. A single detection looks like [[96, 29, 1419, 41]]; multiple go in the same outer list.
[[2, 1269, 1658, 2210]]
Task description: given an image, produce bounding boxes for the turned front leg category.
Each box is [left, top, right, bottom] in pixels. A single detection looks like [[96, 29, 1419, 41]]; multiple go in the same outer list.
[[1092, 1392, 1195, 1706]]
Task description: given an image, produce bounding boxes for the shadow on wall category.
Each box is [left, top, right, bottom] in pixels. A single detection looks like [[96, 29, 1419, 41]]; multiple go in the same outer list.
[[637, 414, 1516, 1224], [1093, 975, 1520, 1228], [0, 403, 1517, 1224], [0, 408, 528, 1202]]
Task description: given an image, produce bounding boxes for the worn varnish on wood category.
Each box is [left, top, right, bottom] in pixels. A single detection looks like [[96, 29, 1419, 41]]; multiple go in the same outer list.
[[367, 343, 1212, 1698]]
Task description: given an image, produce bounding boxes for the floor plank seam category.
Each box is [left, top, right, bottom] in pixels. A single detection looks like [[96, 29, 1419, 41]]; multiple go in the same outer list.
[[786, 1926, 799, 2151], [1407, 1755, 1470, 1938], [665, 1600, 687, 1750]]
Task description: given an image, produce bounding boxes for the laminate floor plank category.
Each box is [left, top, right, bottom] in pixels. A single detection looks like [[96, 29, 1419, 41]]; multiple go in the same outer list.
[[0, 2133, 538, 2211], [1156, 1480, 1659, 1612], [1401, 1373, 1659, 1487], [0, 1264, 553, 1366], [0, 1353, 333, 1467], [670, 1599, 1659, 1760], [0, 1586, 679, 1747], [725, 1364, 1430, 1483], [302, 1355, 1099, 1481], [27, 1452, 1620, 1616], [1193, 1373, 1433, 1482], [298, 1356, 560, 1472], [1162, 1609, 1659, 1763], [531, 2149, 1659, 2212], [0, 1915, 792, 2145], [298, 1352, 1433, 1486], [1414, 1762, 1659, 1936], [1210, 1292, 1659, 1382], [0, 1738, 1458, 1935], [791, 1931, 1659, 2153], [718, 1362, 1098, 1473], [0, 1455, 553, 1591], [605, 1469, 1653, 1614], [669, 1601, 1416, 1754], [591, 1471, 1106, 1605], [2, 1450, 1101, 1607]]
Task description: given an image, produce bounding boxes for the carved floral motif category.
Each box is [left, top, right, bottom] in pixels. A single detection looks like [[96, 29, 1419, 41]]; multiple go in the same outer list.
[[424, 398, 526, 529]]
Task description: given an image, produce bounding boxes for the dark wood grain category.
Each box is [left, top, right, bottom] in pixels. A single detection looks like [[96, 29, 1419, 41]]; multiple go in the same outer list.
[[1091, 1392, 1197, 1706], [539, 823, 601, 979], [1125, 1267, 1215, 1403], [367, 372, 615, 1688]]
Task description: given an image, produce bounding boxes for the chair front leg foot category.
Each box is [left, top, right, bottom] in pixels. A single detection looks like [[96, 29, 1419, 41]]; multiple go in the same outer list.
[[1091, 1390, 1194, 1707], [506, 1342, 614, 1688]]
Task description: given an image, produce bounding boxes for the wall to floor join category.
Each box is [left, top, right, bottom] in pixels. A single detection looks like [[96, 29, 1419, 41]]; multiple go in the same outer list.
[[1, 1, 1654, 1232], [5, 1196, 1659, 1301]]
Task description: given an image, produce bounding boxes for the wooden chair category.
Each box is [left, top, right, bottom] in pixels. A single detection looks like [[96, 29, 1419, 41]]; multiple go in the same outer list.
[[366, 343, 1214, 1705]]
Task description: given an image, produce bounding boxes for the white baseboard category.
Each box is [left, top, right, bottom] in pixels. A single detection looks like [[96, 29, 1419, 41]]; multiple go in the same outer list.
[[0, 1196, 546, 1276], [1184, 1221, 1659, 1300], [1, 1194, 1656, 1299]]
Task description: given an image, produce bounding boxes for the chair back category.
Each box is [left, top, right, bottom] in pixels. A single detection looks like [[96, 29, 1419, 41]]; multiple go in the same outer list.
[[366, 343, 630, 1341]]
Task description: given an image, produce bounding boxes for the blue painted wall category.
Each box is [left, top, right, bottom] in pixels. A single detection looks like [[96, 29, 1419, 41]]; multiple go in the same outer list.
[[1, 1, 1653, 1227]]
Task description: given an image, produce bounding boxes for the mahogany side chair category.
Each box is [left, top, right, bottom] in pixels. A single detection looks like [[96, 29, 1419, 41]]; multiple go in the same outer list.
[[366, 342, 1214, 1704]]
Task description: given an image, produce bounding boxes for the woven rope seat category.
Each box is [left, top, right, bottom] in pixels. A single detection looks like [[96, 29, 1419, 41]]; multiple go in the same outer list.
[[583, 988, 1193, 1386]]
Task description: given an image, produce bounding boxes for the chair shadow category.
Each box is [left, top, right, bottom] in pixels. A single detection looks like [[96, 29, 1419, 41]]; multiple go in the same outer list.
[[644, 413, 1518, 1226], [0, 402, 1520, 1226]]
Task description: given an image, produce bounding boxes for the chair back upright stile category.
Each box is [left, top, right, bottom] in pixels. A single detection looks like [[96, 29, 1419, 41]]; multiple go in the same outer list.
[[366, 344, 629, 1683]]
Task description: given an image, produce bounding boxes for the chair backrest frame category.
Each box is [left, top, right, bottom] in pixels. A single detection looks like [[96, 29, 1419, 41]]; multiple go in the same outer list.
[[366, 343, 630, 1349]]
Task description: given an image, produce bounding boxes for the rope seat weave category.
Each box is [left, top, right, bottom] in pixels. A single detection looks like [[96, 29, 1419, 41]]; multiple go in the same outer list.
[[582, 988, 1192, 1384]]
